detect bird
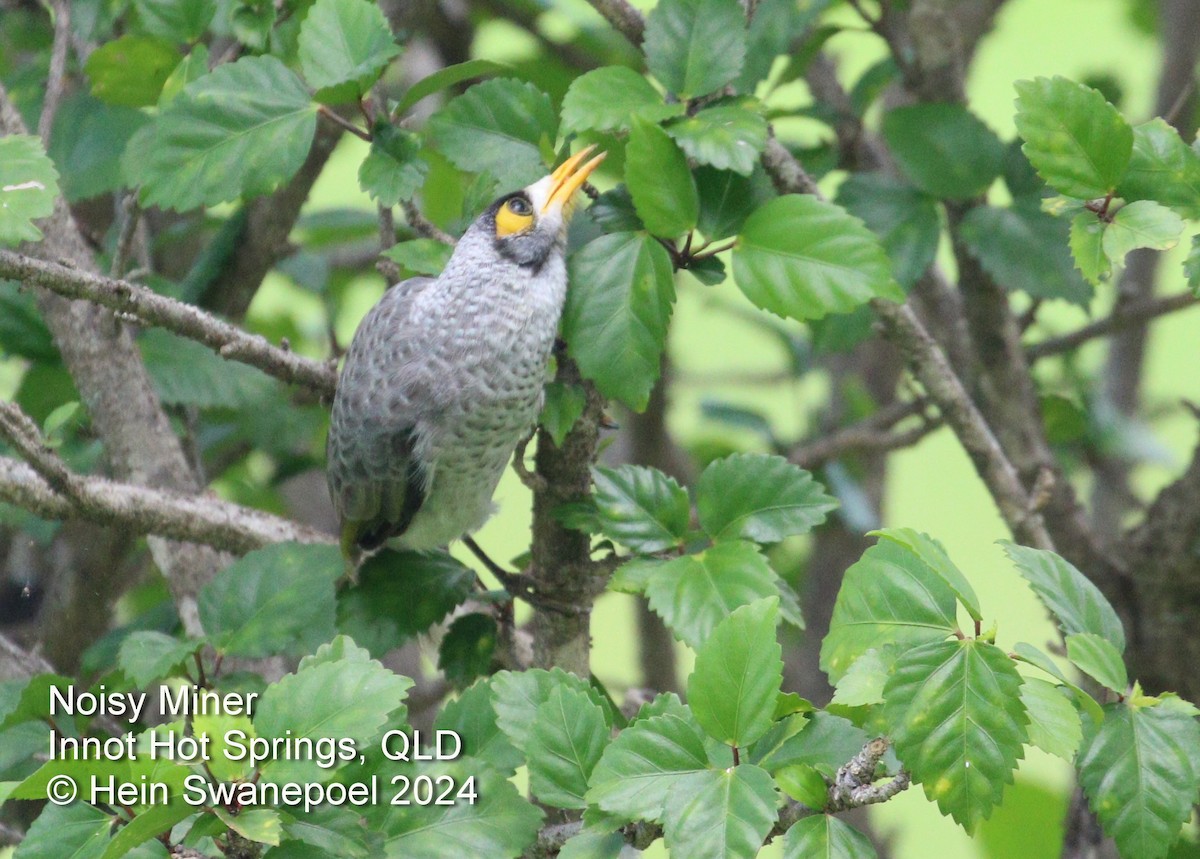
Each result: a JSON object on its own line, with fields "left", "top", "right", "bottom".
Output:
{"left": 326, "top": 146, "right": 606, "bottom": 561}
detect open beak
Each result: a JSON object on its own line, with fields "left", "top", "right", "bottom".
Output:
{"left": 542, "top": 145, "right": 606, "bottom": 214}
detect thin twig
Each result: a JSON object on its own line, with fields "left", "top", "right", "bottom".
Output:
{"left": 317, "top": 104, "right": 372, "bottom": 142}
{"left": 581, "top": 0, "right": 645, "bottom": 44}
{"left": 37, "top": 0, "right": 71, "bottom": 142}
{"left": 1027, "top": 292, "right": 1199, "bottom": 360}
{"left": 401, "top": 200, "right": 456, "bottom": 245}
{"left": 110, "top": 193, "right": 142, "bottom": 279}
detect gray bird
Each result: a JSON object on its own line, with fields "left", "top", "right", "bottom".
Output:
{"left": 327, "top": 146, "right": 605, "bottom": 558}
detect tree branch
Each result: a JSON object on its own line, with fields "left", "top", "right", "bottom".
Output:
{"left": 580, "top": 0, "right": 645, "bottom": 45}
{"left": 37, "top": 0, "right": 71, "bottom": 141}
{"left": 1026, "top": 292, "right": 1199, "bottom": 360}
{"left": 0, "top": 250, "right": 338, "bottom": 398}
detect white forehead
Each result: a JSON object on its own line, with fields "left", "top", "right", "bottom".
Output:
{"left": 526, "top": 174, "right": 555, "bottom": 212}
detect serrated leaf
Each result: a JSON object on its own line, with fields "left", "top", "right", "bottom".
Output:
{"left": 1065, "top": 632, "right": 1128, "bottom": 693}
{"left": 732, "top": 195, "right": 903, "bottom": 322}
{"left": 85, "top": 35, "right": 180, "bottom": 107}
{"left": 959, "top": 203, "right": 1092, "bottom": 304}
{"left": 126, "top": 55, "right": 318, "bottom": 210}
{"left": 586, "top": 710, "right": 709, "bottom": 822}
{"left": 393, "top": 59, "right": 509, "bottom": 116}
{"left": 1014, "top": 76, "right": 1133, "bottom": 199}
{"left": 1078, "top": 699, "right": 1200, "bottom": 859}
{"left": 665, "top": 100, "right": 768, "bottom": 176}
{"left": 381, "top": 238, "right": 452, "bottom": 276}
{"left": 645, "top": 540, "right": 780, "bottom": 649}
{"left": 438, "top": 613, "right": 497, "bottom": 688}
{"left": 435, "top": 680, "right": 523, "bottom": 776}
{"left": 198, "top": 542, "right": 342, "bottom": 658}
{"left": 662, "top": 765, "right": 778, "bottom": 859}
{"left": 255, "top": 653, "right": 412, "bottom": 783}
{"left": 1069, "top": 212, "right": 1111, "bottom": 285}
{"left": 141, "top": 328, "right": 275, "bottom": 408}
{"left": 625, "top": 119, "right": 699, "bottom": 237}
{"left": 591, "top": 464, "right": 690, "bottom": 552}
{"left": 835, "top": 172, "right": 941, "bottom": 288}
{"left": 337, "top": 548, "right": 474, "bottom": 657}
{"left": 117, "top": 631, "right": 199, "bottom": 688}
{"left": 821, "top": 540, "right": 959, "bottom": 683}
{"left": 527, "top": 686, "right": 609, "bottom": 808}
{"left": 696, "top": 452, "right": 837, "bottom": 543}
{"left": 426, "top": 78, "right": 556, "bottom": 188}
{"left": 279, "top": 805, "right": 378, "bottom": 857}
{"left": 749, "top": 711, "right": 868, "bottom": 776}
{"left": 608, "top": 556, "right": 666, "bottom": 594}
{"left": 644, "top": 0, "right": 746, "bottom": 98}
{"left": 688, "top": 598, "right": 782, "bottom": 747}
{"left": 379, "top": 766, "right": 543, "bottom": 857}
{"left": 696, "top": 165, "right": 771, "bottom": 240}
{"left": 870, "top": 528, "right": 981, "bottom": 622}
{"left": 1117, "top": 117, "right": 1200, "bottom": 218}
{"left": 563, "top": 231, "right": 675, "bottom": 411}
{"left": 1020, "top": 677, "right": 1082, "bottom": 761}
{"left": 134, "top": 0, "right": 216, "bottom": 41}
{"left": 830, "top": 648, "right": 891, "bottom": 707}
{"left": 561, "top": 67, "right": 682, "bottom": 134}
{"left": 1011, "top": 642, "right": 1104, "bottom": 727}
{"left": 491, "top": 668, "right": 613, "bottom": 752}
{"left": 587, "top": 186, "right": 645, "bottom": 234}
{"left": 216, "top": 807, "right": 282, "bottom": 846}
{"left": 1000, "top": 542, "right": 1125, "bottom": 652}
{"left": 540, "top": 381, "right": 585, "bottom": 447}
{"left": 1102, "top": 199, "right": 1183, "bottom": 263}
{"left": 782, "top": 815, "right": 877, "bottom": 859}
{"left": 298, "top": 0, "right": 401, "bottom": 100}
{"left": 14, "top": 802, "right": 111, "bottom": 859}
{"left": 358, "top": 123, "right": 426, "bottom": 206}
{"left": 0, "top": 135, "right": 60, "bottom": 246}
{"left": 882, "top": 103, "right": 1004, "bottom": 199}
{"left": 884, "top": 639, "right": 1028, "bottom": 831}
{"left": 49, "top": 91, "right": 148, "bottom": 201}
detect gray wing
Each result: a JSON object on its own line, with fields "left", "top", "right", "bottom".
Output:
{"left": 326, "top": 276, "right": 440, "bottom": 552}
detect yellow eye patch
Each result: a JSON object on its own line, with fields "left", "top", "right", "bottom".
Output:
{"left": 495, "top": 197, "right": 534, "bottom": 237}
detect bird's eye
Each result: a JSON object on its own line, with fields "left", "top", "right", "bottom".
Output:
{"left": 496, "top": 195, "right": 535, "bottom": 237}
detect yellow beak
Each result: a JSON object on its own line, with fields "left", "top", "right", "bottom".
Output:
{"left": 543, "top": 145, "right": 607, "bottom": 213}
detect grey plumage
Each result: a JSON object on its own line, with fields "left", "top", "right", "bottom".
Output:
{"left": 327, "top": 149, "right": 604, "bottom": 555}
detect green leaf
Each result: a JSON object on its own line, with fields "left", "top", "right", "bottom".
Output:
{"left": 1102, "top": 199, "right": 1184, "bottom": 263}
{"left": 561, "top": 67, "right": 682, "bottom": 134}
{"left": 1011, "top": 641, "right": 1104, "bottom": 727}
{"left": 563, "top": 232, "right": 675, "bottom": 411}
{"left": 198, "top": 542, "right": 342, "bottom": 658}
{"left": 750, "top": 711, "right": 869, "bottom": 776}
{"left": 216, "top": 808, "right": 283, "bottom": 846}
{"left": 84, "top": 35, "right": 180, "bottom": 107}
{"left": 393, "top": 59, "right": 509, "bottom": 116}
{"left": 1000, "top": 542, "right": 1126, "bottom": 652}
{"left": 298, "top": 0, "right": 401, "bottom": 100}
{"left": 381, "top": 238, "right": 452, "bottom": 277}
{"left": 586, "top": 709, "right": 709, "bottom": 822}
{"left": 255, "top": 651, "right": 412, "bottom": 783}
{"left": 117, "top": 631, "right": 198, "bottom": 688}
{"left": 625, "top": 119, "right": 699, "bottom": 237}
{"left": 821, "top": 540, "right": 959, "bottom": 683}
{"left": 101, "top": 800, "right": 191, "bottom": 859}
{"left": 1117, "top": 118, "right": 1200, "bottom": 218}
{"left": 775, "top": 763, "right": 829, "bottom": 809}
{"left": 665, "top": 100, "right": 768, "bottom": 176}
{"left": 662, "top": 765, "right": 778, "bottom": 859}
{"left": 1065, "top": 632, "right": 1128, "bottom": 693}
{"left": 882, "top": 104, "right": 1004, "bottom": 199}
{"left": 732, "top": 195, "right": 903, "bottom": 322}
{"left": 336, "top": 548, "right": 474, "bottom": 657}
{"left": 645, "top": 540, "right": 780, "bottom": 649}
{"left": 1014, "top": 76, "right": 1133, "bottom": 199}
{"left": 835, "top": 173, "right": 940, "bottom": 288}
{"left": 696, "top": 166, "right": 771, "bottom": 240}
{"left": 556, "top": 829, "right": 626, "bottom": 859}
{"left": 426, "top": 78, "right": 557, "bottom": 189}
{"left": 14, "top": 802, "right": 111, "bottom": 859}
{"left": 49, "top": 92, "right": 148, "bottom": 201}
{"left": 491, "top": 668, "right": 614, "bottom": 752}
{"left": 358, "top": 123, "right": 426, "bottom": 206}
{"left": 540, "top": 381, "right": 585, "bottom": 447}
{"left": 958, "top": 203, "right": 1092, "bottom": 304}
{"left": 782, "top": 815, "right": 877, "bottom": 859}
{"left": 644, "top": 0, "right": 746, "bottom": 98}
{"left": 588, "top": 186, "right": 644, "bottom": 234}
{"left": 134, "top": 0, "right": 216, "bottom": 41}
{"left": 1078, "top": 699, "right": 1200, "bottom": 859}
{"left": 126, "top": 55, "right": 318, "bottom": 210}
{"left": 688, "top": 598, "right": 782, "bottom": 747}
{"left": 435, "top": 680, "right": 523, "bottom": 776}
{"left": 696, "top": 452, "right": 837, "bottom": 543}
{"left": 870, "top": 528, "right": 981, "bottom": 622}
{"left": 1186, "top": 234, "right": 1200, "bottom": 296}
{"left": 884, "top": 639, "right": 1028, "bottom": 831}
{"left": 1020, "top": 676, "right": 1082, "bottom": 761}
{"left": 1069, "top": 212, "right": 1111, "bottom": 285}
{"left": 141, "top": 328, "right": 275, "bottom": 408}
{"left": 379, "top": 766, "right": 543, "bottom": 857}
{"left": 830, "top": 648, "right": 891, "bottom": 708}
{"left": 527, "top": 686, "right": 609, "bottom": 808}
{"left": 591, "top": 464, "right": 690, "bottom": 552}
{"left": 0, "top": 135, "right": 60, "bottom": 246}
{"left": 438, "top": 613, "right": 497, "bottom": 688}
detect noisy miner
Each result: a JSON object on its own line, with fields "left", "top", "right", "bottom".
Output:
{"left": 327, "top": 146, "right": 606, "bottom": 562}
